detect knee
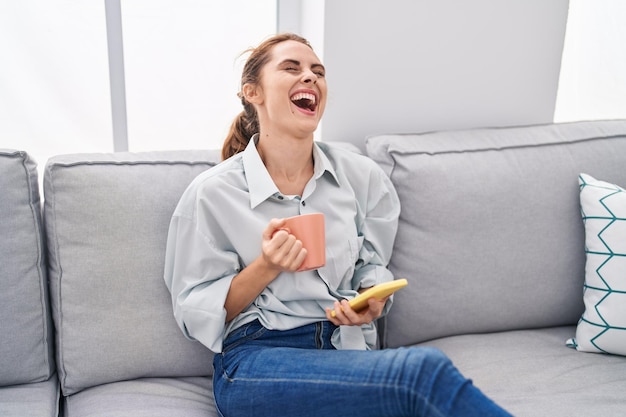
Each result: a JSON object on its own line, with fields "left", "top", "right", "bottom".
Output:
{"left": 404, "top": 346, "right": 453, "bottom": 374}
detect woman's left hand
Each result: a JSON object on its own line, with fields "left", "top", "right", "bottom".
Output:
{"left": 325, "top": 296, "right": 389, "bottom": 326}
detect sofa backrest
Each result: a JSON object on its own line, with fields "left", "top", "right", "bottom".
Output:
{"left": 44, "top": 150, "right": 220, "bottom": 395}
{"left": 367, "top": 120, "right": 626, "bottom": 347}
{"left": 0, "top": 150, "right": 55, "bottom": 386}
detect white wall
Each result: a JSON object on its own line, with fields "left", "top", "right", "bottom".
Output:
{"left": 321, "top": 0, "right": 570, "bottom": 149}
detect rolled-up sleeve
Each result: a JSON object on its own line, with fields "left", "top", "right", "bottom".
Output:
{"left": 164, "top": 203, "right": 239, "bottom": 353}
{"left": 351, "top": 164, "right": 400, "bottom": 312}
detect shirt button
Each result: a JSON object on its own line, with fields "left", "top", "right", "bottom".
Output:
{"left": 277, "top": 195, "right": 284, "bottom": 200}
{"left": 301, "top": 200, "right": 306, "bottom": 206}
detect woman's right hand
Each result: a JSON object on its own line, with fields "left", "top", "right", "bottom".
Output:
{"left": 261, "top": 218, "right": 308, "bottom": 272}
{"left": 224, "top": 218, "right": 308, "bottom": 321}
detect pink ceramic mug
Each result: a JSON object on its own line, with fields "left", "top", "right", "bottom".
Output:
{"left": 282, "top": 213, "right": 326, "bottom": 271}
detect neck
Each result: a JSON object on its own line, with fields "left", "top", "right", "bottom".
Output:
{"left": 256, "top": 133, "right": 315, "bottom": 196}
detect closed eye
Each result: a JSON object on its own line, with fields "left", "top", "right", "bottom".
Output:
{"left": 312, "top": 64, "right": 325, "bottom": 77}
{"left": 280, "top": 59, "right": 301, "bottom": 73}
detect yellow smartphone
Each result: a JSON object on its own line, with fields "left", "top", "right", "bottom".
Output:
{"left": 330, "top": 279, "right": 408, "bottom": 318}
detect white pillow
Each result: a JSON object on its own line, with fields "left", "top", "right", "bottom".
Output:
{"left": 567, "top": 173, "right": 626, "bottom": 355}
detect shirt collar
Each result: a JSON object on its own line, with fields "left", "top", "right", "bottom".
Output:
{"left": 242, "top": 134, "right": 340, "bottom": 209}
{"left": 312, "top": 141, "right": 339, "bottom": 184}
{"left": 243, "top": 135, "right": 279, "bottom": 209}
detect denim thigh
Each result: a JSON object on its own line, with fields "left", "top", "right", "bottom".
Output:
{"left": 212, "top": 321, "right": 511, "bottom": 417}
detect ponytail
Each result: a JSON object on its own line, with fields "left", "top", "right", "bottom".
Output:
{"left": 221, "top": 100, "right": 258, "bottom": 160}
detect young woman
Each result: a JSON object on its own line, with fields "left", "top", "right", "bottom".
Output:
{"left": 164, "top": 33, "right": 511, "bottom": 417}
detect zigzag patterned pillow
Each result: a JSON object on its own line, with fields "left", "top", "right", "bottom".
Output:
{"left": 567, "top": 173, "right": 626, "bottom": 355}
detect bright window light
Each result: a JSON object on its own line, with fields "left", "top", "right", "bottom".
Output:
{"left": 0, "top": 1, "right": 112, "bottom": 167}
{"left": 0, "top": 0, "right": 276, "bottom": 168}
{"left": 121, "top": 0, "right": 277, "bottom": 152}
{"left": 555, "top": 0, "right": 626, "bottom": 122}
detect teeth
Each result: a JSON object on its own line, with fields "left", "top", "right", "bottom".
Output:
{"left": 290, "top": 92, "right": 316, "bottom": 104}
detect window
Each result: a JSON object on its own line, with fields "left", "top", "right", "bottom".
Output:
{"left": 122, "top": 0, "right": 277, "bottom": 152}
{"left": 555, "top": 0, "right": 626, "bottom": 122}
{"left": 0, "top": 2, "right": 112, "bottom": 166}
{"left": 0, "top": 0, "right": 277, "bottom": 167}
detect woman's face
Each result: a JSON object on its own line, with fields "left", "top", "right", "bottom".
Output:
{"left": 246, "top": 40, "right": 327, "bottom": 139}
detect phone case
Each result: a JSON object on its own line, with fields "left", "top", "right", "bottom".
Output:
{"left": 330, "top": 278, "right": 408, "bottom": 318}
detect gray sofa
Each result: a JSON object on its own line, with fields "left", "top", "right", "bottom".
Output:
{"left": 0, "top": 150, "right": 59, "bottom": 417}
{"left": 2, "top": 120, "right": 626, "bottom": 416}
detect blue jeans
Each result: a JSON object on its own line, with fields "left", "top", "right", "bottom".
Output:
{"left": 213, "top": 320, "right": 511, "bottom": 417}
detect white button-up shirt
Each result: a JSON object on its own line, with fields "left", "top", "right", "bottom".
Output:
{"left": 164, "top": 136, "right": 400, "bottom": 353}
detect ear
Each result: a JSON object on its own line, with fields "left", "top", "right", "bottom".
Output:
{"left": 242, "top": 83, "right": 263, "bottom": 105}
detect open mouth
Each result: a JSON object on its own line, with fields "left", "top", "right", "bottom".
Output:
{"left": 290, "top": 92, "right": 317, "bottom": 112}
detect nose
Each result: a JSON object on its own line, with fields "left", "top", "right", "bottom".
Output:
{"left": 302, "top": 70, "right": 317, "bottom": 84}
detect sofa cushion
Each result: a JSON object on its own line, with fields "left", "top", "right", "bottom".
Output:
{"left": 567, "top": 173, "right": 626, "bottom": 355}
{"left": 44, "top": 150, "right": 220, "bottom": 395}
{"left": 64, "top": 377, "right": 217, "bottom": 417}
{"left": 0, "top": 150, "right": 55, "bottom": 386}
{"left": 0, "top": 376, "right": 60, "bottom": 417}
{"left": 420, "top": 326, "right": 626, "bottom": 417}
{"left": 367, "top": 120, "right": 626, "bottom": 347}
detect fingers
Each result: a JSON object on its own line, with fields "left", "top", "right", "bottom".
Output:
{"left": 325, "top": 296, "right": 389, "bottom": 326}
{"left": 326, "top": 300, "right": 363, "bottom": 326}
{"left": 282, "top": 237, "right": 307, "bottom": 270}
{"left": 327, "top": 302, "right": 361, "bottom": 326}
{"left": 262, "top": 218, "right": 307, "bottom": 271}
{"left": 263, "top": 218, "right": 287, "bottom": 241}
